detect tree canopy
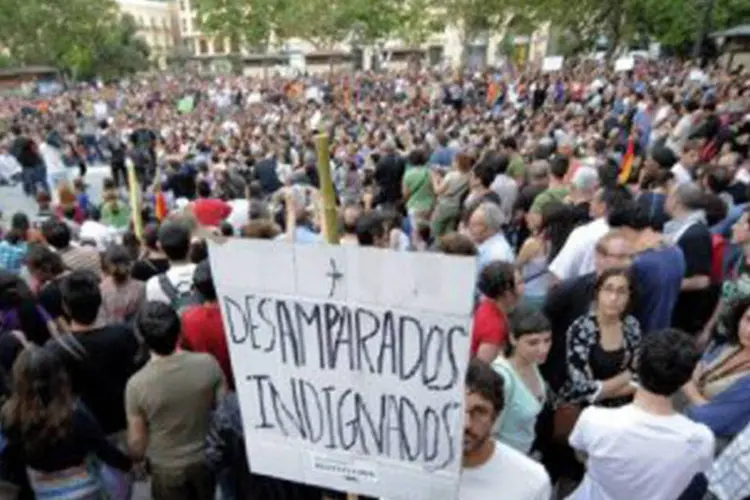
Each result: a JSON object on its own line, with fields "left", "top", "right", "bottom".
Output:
{"left": 0, "top": 0, "right": 151, "bottom": 79}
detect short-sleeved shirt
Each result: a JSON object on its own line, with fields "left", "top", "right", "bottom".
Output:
{"left": 125, "top": 351, "right": 223, "bottom": 468}
{"left": 403, "top": 166, "right": 435, "bottom": 213}
{"left": 506, "top": 154, "right": 526, "bottom": 180}
{"left": 569, "top": 405, "right": 714, "bottom": 500}
{"left": 471, "top": 299, "right": 509, "bottom": 355}
{"left": 145, "top": 263, "right": 197, "bottom": 304}
{"left": 0, "top": 241, "right": 27, "bottom": 273}
{"left": 192, "top": 198, "right": 232, "bottom": 227}
{"left": 530, "top": 187, "right": 569, "bottom": 214}
{"left": 59, "top": 245, "right": 102, "bottom": 276}
{"left": 182, "top": 304, "right": 234, "bottom": 390}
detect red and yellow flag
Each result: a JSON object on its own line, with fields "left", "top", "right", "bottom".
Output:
{"left": 618, "top": 137, "right": 635, "bottom": 185}
{"left": 155, "top": 191, "right": 168, "bottom": 221}
{"left": 154, "top": 164, "right": 168, "bottom": 221}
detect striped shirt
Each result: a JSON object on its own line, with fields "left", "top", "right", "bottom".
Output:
{"left": 59, "top": 245, "right": 102, "bottom": 277}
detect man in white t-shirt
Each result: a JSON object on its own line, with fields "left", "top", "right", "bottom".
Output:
{"left": 549, "top": 186, "right": 630, "bottom": 282}
{"left": 145, "top": 221, "right": 197, "bottom": 305}
{"left": 461, "top": 359, "right": 551, "bottom": 500}
{"left": 568, "top": 329, "right": 714, "bottom": 500}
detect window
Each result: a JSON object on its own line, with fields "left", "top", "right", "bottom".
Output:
{"left": 182, "top": 19, "right": 188, "bottom": 33}
{"left": 230, "top": 36, "right": 241, "bottom": 54}
{"left": 215, "top": 38, "right": 226, "bottom": 54}
{"left": 199, "top": 38, "right": 208, "bottom": 54}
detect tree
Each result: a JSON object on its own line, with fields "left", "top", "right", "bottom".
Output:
{"left": 0, "top": 0, "right": 121, "bottom": 70}
{"left": 528, "top": 0, "right": 750, "bottom": 58}
{"left": 87, "top": 14, "right": 151, "bottom": 81}
{"left": 0, "top": 0, "right": 150, "bottom": 79}
{"left": 194, "top": 0, "right": 296, "bottom": 53}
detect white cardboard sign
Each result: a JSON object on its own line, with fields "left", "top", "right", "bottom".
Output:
{"left": 614, "top": 56, "right": 634, "bottom": 72}
{"left": 209, "top": 240, "right": 476, "bottom": 500}
{"left": 542, "top": 56, "right": 564, "bottom": 72}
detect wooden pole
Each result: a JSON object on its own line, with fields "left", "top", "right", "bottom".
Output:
{"left": 314, "top": 133, "right": 339, "bottom": 245}
{"left": 126, "top": 158, "right": 143, "bottom": 241}
{"left": 315, "top": 134, "right": 356, "bottom": 500}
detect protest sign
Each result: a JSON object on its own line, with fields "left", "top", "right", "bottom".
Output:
{"left": 614, "top": 57, "right": 634, "bottom": 72}
{"left": 542, "top": 56, "right": 564, "bottom": 72}
{"left": 209, "top": 240, "right": 476, "bottom": 500}
{"left": 177, "top": 95, "right": 195, "bottom": 113}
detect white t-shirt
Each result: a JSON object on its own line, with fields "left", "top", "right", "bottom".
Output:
{"left": 671, "top": 163, "right": 693, "bottom": 185}
{"left": 79, "top": 220, "right": 117, "bottom": 251}
{"left": 145, "top": 263, "right": 197, "bottom": 304}
{"left": 548, "top": 218, "right": 609, "bottom": 281}
{"left": 226, "top": 199, "right": 250, "bottom": 233}
{"left": 568, "top": 404, "right": 714, "bottom": 500}
{"left": 460, "top": 441, "right": 551, "bottom": 500}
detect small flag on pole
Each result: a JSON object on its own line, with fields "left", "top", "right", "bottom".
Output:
{"left": 618, "top": 136, "right": 635, "bottom": 185}
{"left": 154, "top": 164, "right": 168, "bottom": 221}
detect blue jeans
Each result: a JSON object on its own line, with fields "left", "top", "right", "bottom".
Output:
{"left": 21, "top": 165, "right": 48, "bottom": 196}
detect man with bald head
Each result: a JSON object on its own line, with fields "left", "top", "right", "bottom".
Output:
{"left": 539, "top": 230, "right": 635, "bottom": 484}
{"left": 467, "top": 202, "right": 515, "bottom": 270}
{"left": 665, "top": 182, "right": 714, "bottom": 335}
{"left": 544, "top": 230, "right": 634, "bottom": 392}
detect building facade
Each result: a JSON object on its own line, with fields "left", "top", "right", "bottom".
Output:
{"left": 172, "top": 0, "right": 551, "bottom": 72}
{"left": 116, "top": 0, "right": 179, "bottom": 68}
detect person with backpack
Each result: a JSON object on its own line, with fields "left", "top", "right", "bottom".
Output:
{"left": 181, "top": 260, "right": 233, "bottom": 390}
{"left": 145, "top": 221, "right": 198, "bottom": 313}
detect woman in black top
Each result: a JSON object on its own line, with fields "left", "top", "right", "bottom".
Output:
{"left": 1, "top": 347, "right": 131, "bottom": 497}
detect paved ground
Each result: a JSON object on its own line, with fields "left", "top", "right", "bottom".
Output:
{"left": 0, "top": 164, "right": 111, "bottom": 225}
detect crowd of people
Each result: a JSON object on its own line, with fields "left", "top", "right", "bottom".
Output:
{"left": 0, "top": 59, "right": 747, "bottom": 500}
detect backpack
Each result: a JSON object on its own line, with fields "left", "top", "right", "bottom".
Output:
{"left": 711, "top": 233, "right": 728, "bottom": 284}
{"left": 158, "top": 274, "right": 200, "bottom": 314}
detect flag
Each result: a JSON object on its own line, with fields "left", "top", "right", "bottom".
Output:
{"left": 154, "top": 164, "right": 168, "bottom": 221}
{"left": 618, "top": 136, "right": 635, "bottom": 185}
{"left": 487, "top": 81, "right": 499, "bottom": 106}
{"left": 155, "top": 191, "right": 168, "bottom": 221}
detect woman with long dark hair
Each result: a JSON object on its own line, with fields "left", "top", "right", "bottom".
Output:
{"left": 2, "top": 347, "right": 131, "bottom": 498}
{"left": 0, "top": 270, "right": 55, "bottom": 377}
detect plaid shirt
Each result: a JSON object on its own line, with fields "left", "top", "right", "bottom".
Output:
{"left": 0, "top": 241, "right": 27, "bottom": 273}
{"left": 708, "top": 422, "right": 750, "bottom": 500}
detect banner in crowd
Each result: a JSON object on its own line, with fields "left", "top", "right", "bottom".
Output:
{"left": 209, "top": 240, "right": 476, "bottom": 500}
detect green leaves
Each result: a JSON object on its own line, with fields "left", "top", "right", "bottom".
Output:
{"left": 0, "top": 0, "right": 149, "bottom": 79}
